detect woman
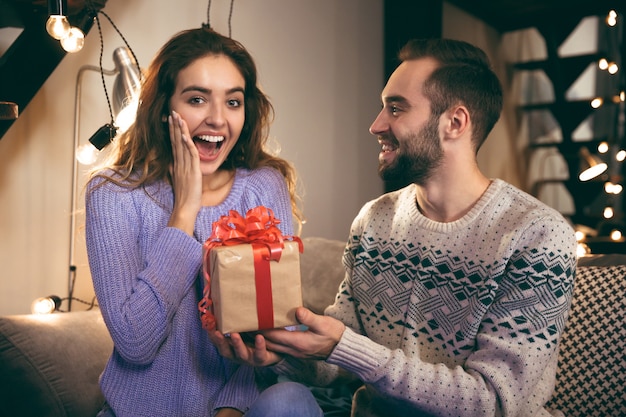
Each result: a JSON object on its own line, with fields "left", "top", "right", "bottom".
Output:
{"left": 86, "top": 28, "right": 320, "bottom": 417}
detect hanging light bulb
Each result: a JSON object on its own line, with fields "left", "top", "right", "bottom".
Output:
{"left": 46, "top": 15, "right": 70, "bottom": 40}
{"left": 61, "top": 27, "right": 85, "bottom": 53}
{"left": 46, "top": 0, "right": 70, "bottom": 40}
{"left": 598, "top": 141, "right": 609, "bottom": 153}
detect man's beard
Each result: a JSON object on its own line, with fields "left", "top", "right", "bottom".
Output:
{"left": 378, "top": 115, "right": 443, "bottom": 185}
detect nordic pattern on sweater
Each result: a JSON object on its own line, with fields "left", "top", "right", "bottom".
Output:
{"left": 277, "top": 179, "right": 577, "bottom": 417}
{"left": 85, "top": 167, "right": 294, "bottom": 417}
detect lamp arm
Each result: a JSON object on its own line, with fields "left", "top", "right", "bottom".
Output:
{"left": 68, "top": 64, "right": 117, "bottom": 311}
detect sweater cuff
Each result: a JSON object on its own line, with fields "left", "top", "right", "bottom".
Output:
{"left": 326, "top": 327, "right": 390, "bottom": 382}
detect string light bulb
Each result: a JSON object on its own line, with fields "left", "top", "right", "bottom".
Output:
{"left": 46, "top": 15, "right": 70, "bottom": 40}
{"left": 45, "top": 0, "right": 70, "bottom": 40}
{"left": 60, "top": 27, "right": 85, "bottom": 53}
{"left": 591, "top": 97, "right": 603, "bottom": 108}
{"left": 606, "top": 10, "right": 618, "bottom": 27}
{"left": 31, "top": 295, "right": 62, "bottom": 315}
{"left": 605, "top": 182, "right": 624, "bottom": 194}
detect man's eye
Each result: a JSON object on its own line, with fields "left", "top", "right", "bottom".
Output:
{"left": 390, "top": 105, "right": 399, "bottom": 114}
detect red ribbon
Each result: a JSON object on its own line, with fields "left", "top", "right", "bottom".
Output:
{"left": 198, "top": 206, "right": 303, "bottom": 332}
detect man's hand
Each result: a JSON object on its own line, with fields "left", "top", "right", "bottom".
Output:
{"left": 262, "top": 307, "right": 346, "bottom": 360}
{"left": 208, "top": 307, "right": 346, "bottom": 366}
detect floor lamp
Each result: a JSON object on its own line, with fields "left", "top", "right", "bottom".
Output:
{"left": 67, "top": 46, "right": 140, "bottom": 311}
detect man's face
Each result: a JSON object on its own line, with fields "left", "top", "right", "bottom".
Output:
{"left": 369, "top": 58, "right": 443, "bottom": 185}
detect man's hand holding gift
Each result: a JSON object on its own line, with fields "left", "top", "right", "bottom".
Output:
{"left": 208, "top": 306, "right": 346, "bottom": 366}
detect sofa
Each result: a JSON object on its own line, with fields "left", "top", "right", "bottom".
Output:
{"left": 0, "top": 237, "right": 624, "bottom": 417}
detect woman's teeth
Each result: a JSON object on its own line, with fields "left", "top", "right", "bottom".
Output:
{"left": 195, "top": 135, "right": 224, "bottom": 143}
{"left": 194, "top": 135, "right": 224, "bottom": 150}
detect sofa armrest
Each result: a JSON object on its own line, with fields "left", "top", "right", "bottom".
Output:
{"left": 0, "top": 310, "right": 113, "bottom": 417}
{"left": 547, "top": 263, "right": 626, "bottom": 416}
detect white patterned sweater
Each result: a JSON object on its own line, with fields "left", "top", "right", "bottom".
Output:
{"left": 276, "top": 179, "right": 577, "bottom": 417}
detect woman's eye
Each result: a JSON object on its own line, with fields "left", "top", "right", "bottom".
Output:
{"left": 228, "top": 98, "right": 242, "bottom": 108}
{"left": 189, "top": 96, "right": 205, "bottom": 105}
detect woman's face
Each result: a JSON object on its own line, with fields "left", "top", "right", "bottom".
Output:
{"left": 169, "top": 54, "right": 245, "bottom": 176}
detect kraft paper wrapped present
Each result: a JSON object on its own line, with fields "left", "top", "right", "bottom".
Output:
{"left": 198, "top": 206, "right": 304, "bottom": 334}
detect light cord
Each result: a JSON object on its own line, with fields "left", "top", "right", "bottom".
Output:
{"left": 204, "top": 0, "right": 235, "bottom": 37}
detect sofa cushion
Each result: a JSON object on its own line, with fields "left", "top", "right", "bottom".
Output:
{"left": 547, "top": 264, "right": 626, "bottom": 416}
{"left": 300, "top": 237, "right": 347, "bottom": 314}
{"left": 0, "top": 310, "right": 112, "bottom": 417}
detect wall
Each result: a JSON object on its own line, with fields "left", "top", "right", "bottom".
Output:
{"left": 0, "top": 0, "right": 384, "bottom": 315}
{"left": 442, "top": 2, "right": 524, "bottom": 189}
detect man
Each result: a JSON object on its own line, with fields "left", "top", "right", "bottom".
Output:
{"left": 212, "top": 38, "right": 577, "bottom": 417}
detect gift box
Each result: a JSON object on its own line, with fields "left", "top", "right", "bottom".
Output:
{"left": 198, "top": 206, "right": 304, "bottom": 334}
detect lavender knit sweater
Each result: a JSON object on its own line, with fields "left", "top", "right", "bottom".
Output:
{"left": 275, "top": 179, "right": 577, "bottom": 417}
{"left": 85, "top": 167, "right": 294, "bottom": 417}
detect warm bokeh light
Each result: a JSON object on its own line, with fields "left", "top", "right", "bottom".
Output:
{"left": 603, "top": 206, "right": 614, "bottom": 219}
{"left": 76, "top": 143, "right": 99, "bottom": 165}
{"left": 575, "top": 230, "right": 585, "bottom": 241}
{"left": 598, "top": 142, "right": 609, "bottom": 153}
{"left": 607, "top": 10, "right": 618, "bottom": 26}
{"left": 591, "top": 97, "right": 603, "bottom": 108}
{"left": 576, "top": 242, "right": 591, "bottom": 257}
{"left": 605, "top": 182, "right": 623, "bottom": 195}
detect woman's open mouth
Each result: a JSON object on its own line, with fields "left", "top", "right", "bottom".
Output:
{"left": 194, "top": 135, "right": 224, "bottom": 160}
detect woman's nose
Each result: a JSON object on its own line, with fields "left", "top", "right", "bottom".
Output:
{"left": 204, "top": 105, "right": 225, "bottom": 126}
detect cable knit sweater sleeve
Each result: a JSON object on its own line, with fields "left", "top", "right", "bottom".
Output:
{"left": 85, "top": 177, "right": 202, "bottom": 364}
{"left": 322, "top": 181, "right": 577, "bottom": 417}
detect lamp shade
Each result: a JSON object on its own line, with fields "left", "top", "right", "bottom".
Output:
{"left": 111, "top": 47, "right": 141, "bottom": 133}
{"left": 112, "top": 47, "right": 141, "bottom": 116}
{"left": 579, "top": 147, "right": 608, "bottom": 181}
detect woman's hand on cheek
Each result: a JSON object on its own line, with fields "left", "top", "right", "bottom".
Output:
{"left": 167, "top": 110, "right": 202, "bottom": 235}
